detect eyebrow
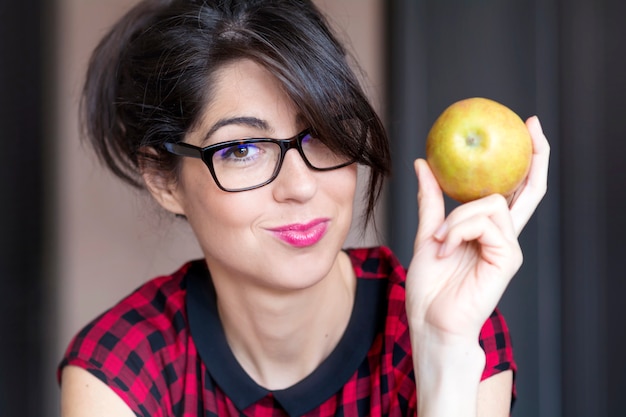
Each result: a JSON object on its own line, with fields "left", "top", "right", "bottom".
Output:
{"left": 203, "top": 116, "right": 271, "bottom": 144}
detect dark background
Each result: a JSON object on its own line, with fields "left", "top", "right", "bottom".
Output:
{"left": 386, "top": 1, "right": 625, "bottom": 416}
{"left": 1, "top": 0, "right": 625, "bottom": 416}
{"left": 0, "top": 0, "right": 53, "bottom": 416}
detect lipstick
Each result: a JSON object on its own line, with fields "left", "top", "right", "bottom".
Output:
{"left": 268, "top": 219, "right": 329, "bottom": 248}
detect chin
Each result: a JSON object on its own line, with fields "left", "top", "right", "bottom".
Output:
{"left": 265, "top": 245, "right": 343, "bottom": 291}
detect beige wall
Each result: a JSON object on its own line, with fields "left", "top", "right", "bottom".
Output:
{"left": 49, "top": 0, "right": 383, "bottom": 413}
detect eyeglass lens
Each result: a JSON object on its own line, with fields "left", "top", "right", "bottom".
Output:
{"left": 211, "top": 133, "right": 350, "bottom": 191}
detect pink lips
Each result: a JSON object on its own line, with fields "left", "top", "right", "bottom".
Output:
{"left": 268, "top": 219, "right": 329, "bottom": 247}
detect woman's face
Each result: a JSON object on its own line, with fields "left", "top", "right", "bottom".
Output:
{"left": 161, "top": 59, "right": 357, "bottom": 291}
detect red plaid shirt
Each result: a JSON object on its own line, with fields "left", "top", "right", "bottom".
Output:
{"left": 59, "top": 246, "right": 516, "bottom": 416}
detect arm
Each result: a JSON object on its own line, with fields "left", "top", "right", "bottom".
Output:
{"left": 61, "top": 366, "right": 136, "bottom": 417}
{"left": 407, "top": 116, "right": 549, "bottom": 416}
{"left": 478, "top": 371, "right": 514, "bottom": 416}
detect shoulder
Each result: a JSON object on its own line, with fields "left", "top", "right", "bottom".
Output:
{"left": 58, "top": 260, "right": 203, "bottom": 414}
{"left": 346, "top": 246, "right": 406, "bottom": 284}
{"left": 347, "top": 246, "right": 408, "bottom": 319}
{"left": 347, "top": 247, "right": 516, "bottom": 383}
{"left": 67, "top": 260, "right": 193, "bottom": 350}
{"left": 347, "top": 246, "right": 410, "bottom": 350}
{"left": 346, "top": 247, "right": 416, "bottom": 412}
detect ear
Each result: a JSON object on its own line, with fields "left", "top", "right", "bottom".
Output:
{"left": 138, "top": 147, "right": 186, "bottom": 216}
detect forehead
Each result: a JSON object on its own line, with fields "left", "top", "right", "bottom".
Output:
{"left": 192, "top": 59, "right": 300, "bottom": 143}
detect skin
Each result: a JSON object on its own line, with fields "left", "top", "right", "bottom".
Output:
{"left": 61, "top": 59, "right": 550, "bottom": 416}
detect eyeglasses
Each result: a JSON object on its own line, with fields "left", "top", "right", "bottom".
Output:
{"left": 163, "top": 129, "right": 354, "bottom": 192}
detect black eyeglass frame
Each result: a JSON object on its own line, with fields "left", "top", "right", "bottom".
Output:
{"left": 162, "top": 129, "right": 355, "bottom": 192}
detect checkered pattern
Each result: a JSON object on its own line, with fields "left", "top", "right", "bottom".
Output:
{"left": 59, "top": 246, "right": 515, "bottom": 416}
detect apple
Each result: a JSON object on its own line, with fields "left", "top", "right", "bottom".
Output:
{"left": 425, "top": 97, "right": 532, "bottom": 203}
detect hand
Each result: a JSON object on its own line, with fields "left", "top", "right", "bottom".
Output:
{"left": 508, "top": 116, "right": 551, "bottom": 235}
{"left": 406, "top": 116, "right": 550, "bottom": 345}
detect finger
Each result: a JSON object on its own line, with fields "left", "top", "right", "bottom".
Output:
{"left": 437, "top": 194, "right": 516, "bottom": 243}
{"left": 509, "top": 115, "right": 550, "bottom": 234}
{"left": 438, "top": 214, "right": 500, "bottom": 259}
{"left": 441, "top": 212, "right": 523, "bottom": 309}
{"left": 415, "top": 158, "right": 446, "bottom": 245}
{"left": 438, "top": 213, "right": 522, "bottom": 272}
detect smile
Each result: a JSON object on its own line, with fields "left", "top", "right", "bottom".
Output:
{"left": 268, "top": 219, "right": 329, "bottom": 247}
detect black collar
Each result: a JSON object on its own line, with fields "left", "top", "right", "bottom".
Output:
{"left": 186, "top": 259, "right": 387, "bottom": 416}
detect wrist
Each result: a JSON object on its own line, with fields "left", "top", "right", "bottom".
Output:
{"left": 412, "top": 334, "right": 485, "bottom": 417}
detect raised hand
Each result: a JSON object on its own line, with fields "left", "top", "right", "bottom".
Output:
{"left": 406, "top": 115, "right": 549, "bottom": 344}
{"left": 406, "top": 116, "right": 549, "bottom": 417}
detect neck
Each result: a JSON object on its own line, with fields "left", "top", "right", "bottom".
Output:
{"left": 211, "top": 251, "right": 356, "bottom": 390}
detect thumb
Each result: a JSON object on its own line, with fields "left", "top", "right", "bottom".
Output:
{"left": 415, "top": 158, "right": 446, "bottom": 246}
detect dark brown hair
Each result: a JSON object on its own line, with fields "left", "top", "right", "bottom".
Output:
{"left": 81, "top": 0, "right": 391, "bottom": 225}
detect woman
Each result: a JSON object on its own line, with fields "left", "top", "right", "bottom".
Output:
{"left": 59, "top": 0, "right": 550, "bottom": 416}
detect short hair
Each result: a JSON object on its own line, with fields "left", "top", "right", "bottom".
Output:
{"left": 82, "top": 0, "right": 390, "bottom": 224}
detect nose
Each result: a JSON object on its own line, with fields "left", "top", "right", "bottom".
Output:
{"left": 271, "top": 148, "right": 317, "bottom": 203}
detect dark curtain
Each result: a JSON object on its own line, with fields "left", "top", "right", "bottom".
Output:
{"left": 560, "top": 1, "right": 626, "bottom": 416}
{"left": 385, "top": 0, "right": 626, "bottom": 416}
{"left": 0, "top": 0, "right": 53, "bottom": 416}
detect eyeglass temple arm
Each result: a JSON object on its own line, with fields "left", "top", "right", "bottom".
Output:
{"left": 163, "top": 142, "right": 203, "bottom": 159}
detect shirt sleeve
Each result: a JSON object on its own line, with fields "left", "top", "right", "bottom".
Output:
{"left": 58, "top": 269, "right": 191, "bottom": 417}
{"left": 58, "top": 312, "right": 156, "bottom": 417}
{"left": 479, "top": 308, "right": 517, "bottom": 399}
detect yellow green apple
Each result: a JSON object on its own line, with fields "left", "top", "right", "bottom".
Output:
{"left": 425, "top": 97, "right": 532, "bottom": 203}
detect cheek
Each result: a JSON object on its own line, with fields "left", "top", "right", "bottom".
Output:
{"left": 334, "top": 166, "right": 360, "bottom": 233}
{"left": 182, "top": 181, "right": 256, "bottom": 231}
{"left": 177, "top": 162, "right": 358, "bottom": 251}
{"left": 184, "top": 190, "right": 264, "bottom": 262}
{"left": 175, "top": 160, "right": 256, "bottom": 231}
{"left": 328, "top": 165, "right": 358, "bottom": 204}
{"left": 175, "top": 162, "right": 219, "bottom": 212}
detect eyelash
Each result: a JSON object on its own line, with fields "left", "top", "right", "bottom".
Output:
{"left": 217, "top": 143, "right": 261, "bottom": 162}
